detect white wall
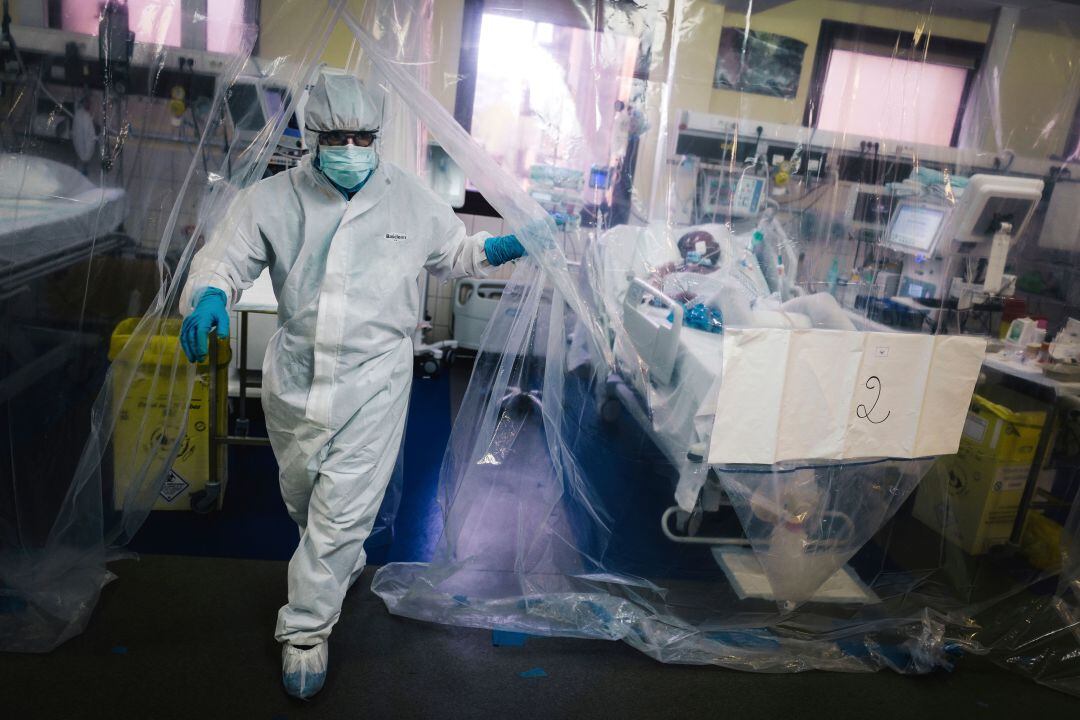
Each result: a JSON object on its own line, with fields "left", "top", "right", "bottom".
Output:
{"left": 424, "top": 212, "right": 516, "bottom": 342}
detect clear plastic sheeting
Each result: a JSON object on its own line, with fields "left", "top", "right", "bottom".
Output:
{"left": 1, "top": 0, "right": 344, "bottom": 651}
{"left": 1, "top": 0, "right": 1078, "bottom": 699}
{"left": 364, "top": 0, "right": 1080, "bottom": 693}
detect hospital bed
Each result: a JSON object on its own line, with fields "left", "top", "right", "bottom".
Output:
{"left": 0, "top": 154, "right": 129, "bottom": 300}
{"left": 578, "top": 220, "right": 861, "bottom": 552}
{"left": 0, "top": 154, "right": 130, "bottom": 402}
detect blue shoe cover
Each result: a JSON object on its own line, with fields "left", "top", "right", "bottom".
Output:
{"left": 282, "top": 641, "right": 328, "bottom": 699}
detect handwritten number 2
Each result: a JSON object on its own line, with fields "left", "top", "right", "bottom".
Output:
{"left": 857, "top": 376, "right": 890, "bottom": 425}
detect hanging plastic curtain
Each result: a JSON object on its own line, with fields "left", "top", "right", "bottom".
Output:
{"left": 356, "top": 0, "right": 1080, "bottom": 694}
{"left": 0, "top": 0, "right": 345, "bottom": 652}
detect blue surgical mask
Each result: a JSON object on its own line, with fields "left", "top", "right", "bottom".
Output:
{"left": 318, "top": 144, "right": 378, "bottom": 189}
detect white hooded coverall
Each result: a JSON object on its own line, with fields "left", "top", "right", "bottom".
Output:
{"left": 182, "top": 128, "right": 492, "bottom": 646}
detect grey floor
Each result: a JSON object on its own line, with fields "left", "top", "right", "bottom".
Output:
{"left": 1, "top": 554, "right": 1076, "bottom": 719}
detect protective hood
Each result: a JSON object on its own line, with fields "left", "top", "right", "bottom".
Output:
{"left": 303, "top": 69, "right": 382, "bottom": 151}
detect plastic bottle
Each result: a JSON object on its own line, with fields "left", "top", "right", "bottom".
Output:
{"left": 741, "top": 230, "right": 763, "bottom": 270}
{"left": 827, "top": 258, "right": 839, "bottom": 293}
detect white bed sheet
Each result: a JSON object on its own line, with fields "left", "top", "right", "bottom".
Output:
{"left": 595, "top": 223, "right": 848, "bottom": 512}
{"left": 613, "top": 304, "right": 726, "bottom": 511}
{"left": 0, "top": 154, "right": 128, "bottom": 267}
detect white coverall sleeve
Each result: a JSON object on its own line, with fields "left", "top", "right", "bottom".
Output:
{"left": 423, "top": 197, "right": 493, "bottom": 281}
{"left": 179, "top": 186, "right": 269, "bottom": 313}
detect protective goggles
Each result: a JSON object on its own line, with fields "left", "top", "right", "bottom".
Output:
{"left": 315, "top": 129, "right": 378, "bottom": 147}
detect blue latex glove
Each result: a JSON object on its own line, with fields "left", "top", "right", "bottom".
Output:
{"left": 180, "top": 287, "right": 230, "bottom": 363}
{"left": 484, "top": 234, "right": 526, "bottom": 266}
{"left": 670, "top": 303, "right": 723, "bottom": 334}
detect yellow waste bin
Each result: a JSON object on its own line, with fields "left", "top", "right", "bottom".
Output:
{"left": 1021, "top": 512, "right": 1063, "bottom": 571}
{"left": 958, "top": 387, "right": 1047, "bottom": 465}
{"left": 914, "top": 386, "right": 1047, "bottom": 554}
{"left": 109, "top": 317, "right": 231, "bottom": 511}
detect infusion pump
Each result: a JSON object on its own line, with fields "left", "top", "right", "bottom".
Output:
{"left": 696, "top": 163, "right": 767, "bottom": 221}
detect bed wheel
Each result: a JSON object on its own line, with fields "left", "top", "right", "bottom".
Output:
{"left": 600, "top": 397, "right": 621, "bottom": 424}
{"left": 190, "top": 481, "right": 220, "bottom": 514}
{"left": 672, "top": 506, "right": 704, "bottom": 537}
{"left": 502, "top": 388, "right": 542, "bottom": 418}
{"left": 415, "top": 353, "right": 442, "bottom": 379}
{"left": 687, "top": 506, "right": 703, "bottom": 537}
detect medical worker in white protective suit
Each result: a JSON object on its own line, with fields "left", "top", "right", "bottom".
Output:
{"left": 179, "top": 71, "right": 525, "bottom": 699}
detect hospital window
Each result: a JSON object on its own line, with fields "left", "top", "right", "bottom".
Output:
{"left": 51, "top": 0, "right": 252, "bottom": 54}
{"left": 1065, "top": 98, "right": 1080, "bottom": 161}
{"left": 804, "top": 21, "right": 985, "bottom": 148}
{"left": 454, "top": 0, "right": 640, "bottom": 190}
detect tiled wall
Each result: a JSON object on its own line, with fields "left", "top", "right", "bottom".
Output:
{"left": 119, "top": 140, "right": 208, "bottom": 253}
{"left": 16, "top": 90, "right": 209, "bottom": 254}
{"left": 424, "top": 212, "right": 516, "bottom": 343}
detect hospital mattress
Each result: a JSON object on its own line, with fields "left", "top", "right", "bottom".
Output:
{"left": 0, "top": 154, "right": 128, "bottom": 271}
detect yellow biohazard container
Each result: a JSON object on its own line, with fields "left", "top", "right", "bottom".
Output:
{"left": 1021, "top": 512, "right": 1063, "bottom": 571}
{"left": 913, "top": 387, "right": 1048, "bottom": 554}
{"left": 959, "top": 386, "right": 1047, "bottom": 464}
{"left": 914, "top": 448, "right": 1032, "bottom": 554}
{"left": 108, "top": 317, "right": 230, "bottom": 511}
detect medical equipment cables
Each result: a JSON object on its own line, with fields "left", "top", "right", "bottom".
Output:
{"left": 176, "top": 58, "right": 212, "bottom": 178}
{"left": 0, "top": 12, "right": 80, "bottom": 152}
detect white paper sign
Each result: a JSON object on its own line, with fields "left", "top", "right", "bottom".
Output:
{"left": 708, "top": 329, "right": 986, "bottom": 465}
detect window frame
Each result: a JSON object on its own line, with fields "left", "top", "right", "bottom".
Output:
{"left": 453, "top": 0, "right": 650, "bottom": 218}
{"left": 452, "top": 0, "right": 484, "bottom": 133}
{"left": 1064, "top": 96, "right": 1080, "bottom": 162}
{"left": 803, "top": 20, "right": 986, "bottom": 148}
{"left": 47, "top": 0, "right": 260, "bottom": 55}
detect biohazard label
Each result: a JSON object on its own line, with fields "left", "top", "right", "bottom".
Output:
{"left": 159, "top": 471, "right": 190, "bottom": 502}
{"left": 963, "top": 414, "right": 988, "bottom": 444}
{"left": 994, "top": 466, "right": 1028, "bottom": 493}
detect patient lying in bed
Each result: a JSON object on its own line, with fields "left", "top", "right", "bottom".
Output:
{"left": 644, "top": 225, "right": 854, "bottom": 333}
{"left": 578, "top": 221, "right": 856, "bottom": 515}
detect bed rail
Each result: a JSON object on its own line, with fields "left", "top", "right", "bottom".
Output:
{"left": 622, "top": 277, "right": 683, "bottom": 386}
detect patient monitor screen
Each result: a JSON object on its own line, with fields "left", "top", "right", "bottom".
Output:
{"left": 886, "top": 204, "right": 946, "bottom": 255}
{"left": 971, "top": 197, "right": 1036, "bottom": 238}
